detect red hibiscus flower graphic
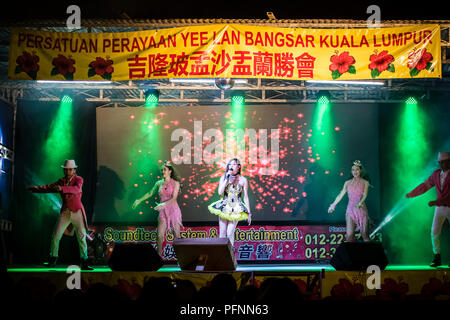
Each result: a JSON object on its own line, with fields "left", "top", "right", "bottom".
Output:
{"left": 407, "top": 48, "right": 434, "bottom": 77}
{"left": 294, "top": 278, "right": 320, "bottom": 300}
{"left": 113, "top": 279, "right": 142, "bottom": 300}
{"left": 51, "top": 54, "right": 76, "bottom": 80}
{"left": 369, "top": 50, "right": 395, "bottom": 78}
{"left": 329, "top": 51, "right": 356, "bottom": 79}
{"left": 15, "top": 51, "right": 40, "bottom": 80}
{"left": 88, "top": 57, "right": 114, "bottom": 80}
{"left": 330, "top": 279, "right": 364, "bottom": 300}
{"left": 377, "top": 278, "right": 409, "bottom": 300}
{"left": 420, "top": 278, "right": 450, "bottom": 298}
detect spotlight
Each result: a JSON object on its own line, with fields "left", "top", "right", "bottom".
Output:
{"left": 61, "top": 95, "right": 73, "bottom": 103}
{"left": 144, "top": 89, "right": 160, "bottom": 106}
{"left": 405, "top": 96, "right": 418, "bottom": 105}
{"left": 317, "top": 90, "right": 331, "bottom": 104}
{"left": 231, "top": 91, "right": 245, "bottom": 106}
{"left": 403, "top": 91, "right": 427, "bottom": 105}
{"left": 215, "top": 78, "right": 235, "bottom": 90}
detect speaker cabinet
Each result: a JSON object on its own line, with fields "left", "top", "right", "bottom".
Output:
{"left": 330, "top": 242, "right": 388, "bottom": 271}
{"left": 173, "top": 237, "right": 237, "bottom": 272}
{"left": 108, "top": 242, "right": 163, "bottom": 271}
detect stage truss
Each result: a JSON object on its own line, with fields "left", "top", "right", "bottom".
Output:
{"left": 1, "top": 77, "right": 450, "bottom": 107}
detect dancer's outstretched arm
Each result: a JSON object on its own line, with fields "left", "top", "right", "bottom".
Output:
{"left": 27, "top": 179, "right": 62, "bottom": 193}
{"left": 132, "top": 181, "right": 160, "bottom": 209}
{"left": 406, "top": 173, "right": 435, "bottom": 198}
{"left": 328, "top": 181, "right": 349, "bottom": 213}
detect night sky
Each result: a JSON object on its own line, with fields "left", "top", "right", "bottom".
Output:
{"left": 0, "top": 0, "right": 448, "bottom": 21}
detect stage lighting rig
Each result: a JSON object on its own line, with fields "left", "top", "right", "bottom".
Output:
{"left": 215, "top": 78, "right": 235, "bottom": 90}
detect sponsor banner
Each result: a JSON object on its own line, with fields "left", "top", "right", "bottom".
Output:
{"left": 85, "top": 224, "right": 376, "bottom": 262}
{"left": 9, "top": 24, "right": 441, "bottom": 81}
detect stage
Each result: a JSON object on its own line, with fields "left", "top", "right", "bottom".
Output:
{"left": 6, "top": 264, "right": 450, "bottom": 301}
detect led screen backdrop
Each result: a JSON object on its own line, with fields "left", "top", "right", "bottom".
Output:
{"left": 94, "top": 104, "right": 379, "bottom": 223}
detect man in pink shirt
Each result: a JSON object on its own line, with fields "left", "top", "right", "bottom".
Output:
{"left": 28, "top": 160, "right": 92, "bottom": 270}
{"left": 406, "top": 152, "right": 450, "bottom": 267}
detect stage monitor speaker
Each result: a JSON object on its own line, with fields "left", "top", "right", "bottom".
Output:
{"left": 173, "top": 238, "right": 237, "bottom": 272}
{"left": 330, "top": 242, "right": 388, "bottom": 271}
{"left": 108, "top": 242, "right": 163, "bottom": 271}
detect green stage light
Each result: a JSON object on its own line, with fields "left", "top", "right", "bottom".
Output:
{"left": 231, "top": 95, "right": 244, "bottom": 105}
{"left": 229, "top": 91, "right": 245, "bottom": 131}
{"left": 315, "top": 91, "right": 331, "bottom": 132}
{"left": 145, "top": 89, "right": 160, "bottom": 107}
{"left": 384, "top": 96, "right": 432, "bottom": 263}
{"left": 405, "top": 96, "right": 418, "bottom": 105}
{"left": 227, "top": 90, "right": 246, "bottom": 159}
{"left": 61, "top": 95, "right": 72, "bottom": 103}
{"left": 317, "top": 95, "right": 330, "bottom": 105}
{"left": 40, "top": 95, "right": 75, "bottom": 190}
{"left": 43, "top": 96, "right": 74, "bottom": 163}
{"left": 311, "top": 90, "right": 335, "bottom": 169}
{"left": 126, "top": 108, "right": 162, "bottom": 211}
{"left": 317, "top": 90, "right": 331, "bottom": 104}
{"left": 231, "top": 91, "right": 245, "bottom": 107}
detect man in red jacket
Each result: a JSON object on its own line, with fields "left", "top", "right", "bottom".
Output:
{"left": 28, "top": 160, "right": 92, "bottom": 270}
{"left": 406, "top": 152, "right": 450, "bottom": 267}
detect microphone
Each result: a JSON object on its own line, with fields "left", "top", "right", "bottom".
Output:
{"left": 225, "top": 168, "right": 233, "bottom": 179}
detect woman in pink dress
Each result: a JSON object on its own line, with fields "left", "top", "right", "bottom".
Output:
{"left": 133, "top": 160, "right": 183, "bottom": 256}
{"left": 328, "top": 160, "right": 370, "bottom": 242}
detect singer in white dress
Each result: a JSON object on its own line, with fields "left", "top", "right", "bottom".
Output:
{"left": 208, "top": 158, "right": 252, "bottom": 246}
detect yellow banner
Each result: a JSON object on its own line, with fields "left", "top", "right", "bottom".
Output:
{"left": 9, "top": 24, "right": 441, "bottom": 81}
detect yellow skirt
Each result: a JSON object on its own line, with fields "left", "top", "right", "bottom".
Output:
{"left": 208, "top": 200, "right": 248, "bottom": 221}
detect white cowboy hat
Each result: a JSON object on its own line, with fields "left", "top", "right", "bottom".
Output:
{"left": 61, "top": 159, "right": 78, "bottom": 169}
{"left": 438, "top": 152, "right": 450, "bottom": 161}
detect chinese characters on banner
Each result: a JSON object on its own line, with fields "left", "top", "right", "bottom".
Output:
{"left": 128, "top": 50, "right": 316, "bottom": 80}
{"left": 9, "top": 24, "right": 441, "bottom": 81}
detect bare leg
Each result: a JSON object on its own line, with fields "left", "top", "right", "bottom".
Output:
{"left": 226, "top": 220, "right": 238, "bottom": 247}
{"left": 345, "top": 213, "right": 356, "bottom": 242}
{"left": 173, "top": 222, "right": 181, "bottom": 239}
{"left": 361, "top": 220, "right": 370, "bottom": 242}
{"left": 219, "top": 218, "right": 228, "bottom": 239}
{"left": 157, "top": 218, "right": 167, "bottom": 257}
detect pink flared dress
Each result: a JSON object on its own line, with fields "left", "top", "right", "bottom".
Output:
{"left": 346, "top": 179, "right": 368, "bottom": 231}
{"left": 158, "top": 179, "right": 183, "bottom": 230}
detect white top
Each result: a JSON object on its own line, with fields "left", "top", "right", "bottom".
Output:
{"left": 440, "top": 170, "right": 447, "bottom": 191}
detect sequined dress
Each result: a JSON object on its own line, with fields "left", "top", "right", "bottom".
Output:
{"left": 208, "top": 182, "right": 249, "bottom": 221}
{"left": 346, "top": 179, "right": 368, "bottom": 231}
{"left": 158, "top": 179, "right": 183, "bottom": 230}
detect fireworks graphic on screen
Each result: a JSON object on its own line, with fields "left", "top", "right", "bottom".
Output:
{"left": 127, "top": 105, "right": 340, "bottom": 219}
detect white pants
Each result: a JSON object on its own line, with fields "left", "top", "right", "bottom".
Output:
{"left": 50, "top": 209, "right": 88, "bottom": 259}
{"left": 431, "top": 206, "right": 450, "bottom": 254}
